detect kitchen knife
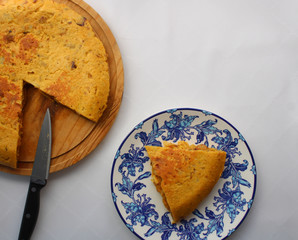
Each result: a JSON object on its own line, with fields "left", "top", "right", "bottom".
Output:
{"left": 18, "top": 108, "right": 52, "bottom": 240}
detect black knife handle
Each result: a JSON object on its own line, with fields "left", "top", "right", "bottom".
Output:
{"left": 18, "top": 181, "right": 47, "bottom": 240}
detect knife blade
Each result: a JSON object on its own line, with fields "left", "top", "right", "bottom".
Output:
{"left": 18, "top": 108, "right": 52, "bottom": 240}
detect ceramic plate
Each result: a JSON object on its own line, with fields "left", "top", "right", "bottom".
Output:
{"left": 111, "top": 108, "right": 256, "bottom": 239}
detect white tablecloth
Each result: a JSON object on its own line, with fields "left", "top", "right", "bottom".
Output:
{"left": 1, "top": 0, "right": 298, "bottom": 239}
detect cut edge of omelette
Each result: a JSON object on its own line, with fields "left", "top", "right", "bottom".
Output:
{"left": 145, "top": 141, "right": 226, "bottom": 223}
{"left": 0, "top": 75, "right": 24, "bottom": 169}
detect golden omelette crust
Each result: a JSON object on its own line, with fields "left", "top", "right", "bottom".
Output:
{"left": 0, "top": 76, "right": 23, "bottom": 168}
{"left": 145, "top": 141, "right": 226, "bottom": 223}
{"left": 0, "top": 0, "right": 110, "bottom": 168}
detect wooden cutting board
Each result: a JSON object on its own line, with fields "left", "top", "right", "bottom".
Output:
{"left": 0, "top": 0, "right": 124, "bottom": 176}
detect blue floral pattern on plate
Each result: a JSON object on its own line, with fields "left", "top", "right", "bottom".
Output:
{"left": 111, "top": 108, "right": 256, "bottom": 240}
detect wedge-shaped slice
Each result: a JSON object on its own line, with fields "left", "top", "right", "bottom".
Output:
{"left": 145, "top": 141, "right": 226, "bottom": 223}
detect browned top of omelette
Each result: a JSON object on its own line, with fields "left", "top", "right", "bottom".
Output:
{"left": 145, "top": 141, "right": 226, "bottom": 223}
{"left": 0, "top": 0, "right": 110, "bottom": 168}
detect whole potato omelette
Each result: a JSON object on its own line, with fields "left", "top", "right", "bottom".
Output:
{"left": 0, "top": 0, "right": 110, "bottom": 168}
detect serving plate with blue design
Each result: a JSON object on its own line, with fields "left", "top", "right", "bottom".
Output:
{"left": 111, "top": 108, "right": 256, "bottom": 240}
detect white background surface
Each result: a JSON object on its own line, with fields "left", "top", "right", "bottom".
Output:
{"left": 1, "top": 0, "right": 298, "bottom": 239}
